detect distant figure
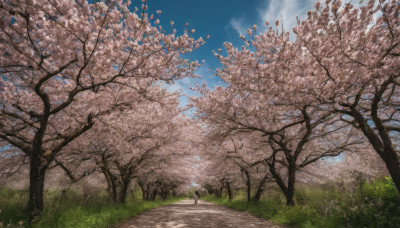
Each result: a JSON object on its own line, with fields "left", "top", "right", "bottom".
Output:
{"left": 194, "top": 191, "right": 199, "bottom": 208}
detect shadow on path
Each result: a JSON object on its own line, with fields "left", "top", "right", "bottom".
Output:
{"left": 115, "top": 199, "right": 287, "bottom": 228}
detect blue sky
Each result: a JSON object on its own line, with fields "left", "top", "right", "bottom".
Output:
{"left": 140, "top": 0, "right": 317, "bottom": 111}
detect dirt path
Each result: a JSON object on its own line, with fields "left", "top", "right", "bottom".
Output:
{"left": 115, "top": 199, "right": 287, "bottom": 228}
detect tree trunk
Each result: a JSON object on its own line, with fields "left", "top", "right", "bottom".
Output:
{"left": 363, "top": 131, "right": 400, "bottom": 194}
{"left": 218, "top": 185, "right": 224, "bottom": 198}
{"left": 144, "top": 183, "right": 151, "bottom": 200}
{"left": 226, "top": 182, "right": 233, "bottom": 200}
{"left": 254, "top": 174, "right": 269, "bottom": 202}
{"left": 350, "top": 107, "right": 400, "bottom": 194}
{"left": 105, "top": 174, "right": 113, "bottom": 197}
{"left": 162, "top": 190, "right": 168, "bottom": 200}
{"left": 383, "top": 154, "right": 400, "bottom": 194}
{"left": 101, "top": 168, "right": 114, "bottom": 200}
{"left": 151, "top": 189, "right": 158, "bottom": 200}
{"left": 242, "top": 168, "right": 251, "bottom": 201}
{"left": 246, "top": 179, "right": 251, "bottom": 202}
{"left": 267, "top": 161, "right": 293, "bottom": 205}
{"left": 110, "top": 179, "right": 118, "bottom": 202}
{"left": 116, "top": 189, "right": 127, "bottom": 203}
{"left": 138, "top": 182, "right": 146, "bottom": 200}
{"left": 28, "top": 154, "right": 47, "bottom": 221}
{"left": 254, "top": 187, "right": 263, "bottom": 202}
{"left": 114, "top": 180, "right": 130, "bottom": 204}
{"left": 215, "top": 189, "right": 220, "bottom": 198}
{"left": 286, "top": 165, "right": 296, "bottom": 206}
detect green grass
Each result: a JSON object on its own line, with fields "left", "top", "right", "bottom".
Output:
{"left": 0, "top": 187, "right": 183, "bottom": 228}
{"left": 0, "top": 188, "right": 28, "bottom": 227}
{"left": 203, "top": 177, "right": 400, "bottom": 228}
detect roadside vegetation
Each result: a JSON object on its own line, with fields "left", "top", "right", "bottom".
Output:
{"left": 0, "top": 187, "right": 182, "bottom": 228}
{"left": 203, "top": 177, "right": 400, "bottom": 228}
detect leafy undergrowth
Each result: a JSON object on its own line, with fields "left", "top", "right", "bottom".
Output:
{"left": 0, "top": 188, "right": 182, "bottom": 228}
{"left": 203, "top": 177, "right": 400, "bottom": 228}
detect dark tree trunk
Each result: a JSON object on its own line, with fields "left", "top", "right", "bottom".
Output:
{"left": 246, "top": 178, "right": 251, "bottom": 202}
{"left": 28, "top": 116, "right": 49, "bottom": 222}
{"left": 384, "top": 154, "right": 400, "bottom": 194}
{"left": 348, "top": 98, "right": 400, "bottom": 194}
{"left": 161, "top": 189, "right": 169, "bottom": 200}
{"left": 101, "top": 168, "right": 114, "bottom": 200}
{"left": 144, "top": 183, "right": 151, "bottom": 200}
{"left": 218, "top": 185, "right": 224, "bottom": 198}
{"left": 138, "top": 182, "right": 146, "bottom": 200}
{"left": 172, "top": 190, "right": 176, "bottom": 197}
{"left": 241, "top": 168, "right": 251, "bottom": 202}
{"left": 254, "top": 187, "right": 262, "bottom": 202}
{"left": 254, "top": 174, "right": 269, "bottom": 202}
{"left": 267, "top": 161, "right": 296, "bottom": 206}
{"left": 357, "top": 118, "right": 400, "bottom": 193}
{"left": 28, "top": 154, "right": 47, "bottom": 221}
{"left": 116, "top": 189, "right": 127, "bottom": 203}
{"left": 226, "top": 182, "right": 233, "bottom": 200}
{"left": 286, "top": 165, "right": 296, "bottom": 206}
{"left": 111, "top": 179, "right": 118, "bottom": 202}
{"left": 215, "top": 189, "right": 220, "bottom": 198}
{"left": 365, "top": 146, "right": 400, "bottom": 194}
{"left": 114, "top": 180, "right": 130, "bottom": 204}
{"left": 151, "top": 189, "right": 158, "bottom": 200}
{"left": 105, "top": 175, "right": 113, "bottom": 196}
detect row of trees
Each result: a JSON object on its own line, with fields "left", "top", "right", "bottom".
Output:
{"left": 192, "top": 0, "right": 399, "bottom": 205}
{"left": 54, "top": 87, "right": 197, "bottom": 203}
{"left": 0, "top": 0, "right": 203, "bottom": 221}
{"left": 0, "top": 0, "right": 398, "bottom": 222}
{"left": 195, "top": 132, "right": 387, "bottom": 204}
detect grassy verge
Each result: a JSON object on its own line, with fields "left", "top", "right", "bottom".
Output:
{"left": 0, "top": 188, "right": 183, "bottom": 228}
{"left": 203, "top": 177, "right": 400, "bottom": 228}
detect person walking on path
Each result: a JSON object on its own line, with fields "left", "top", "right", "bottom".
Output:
{"left": 194, "top": 191, "right": 199, "bottom": 208}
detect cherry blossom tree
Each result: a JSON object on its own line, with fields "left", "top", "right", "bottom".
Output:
{"left": 192, "top": 0, "right": 400, "bottom": 204}
{"left": 223, "top": 135, "right": 275, "bottom": 202}
{"left": 193, "top": 14, "right": 368, "bottom": 204}
{"left": 291, "top": 0, "right": 400, "bottom": 193}
{"left": 0, "top": 0, "right": 203, "bottom": 219}
{"left": 194, "top": 82, "right": 364, "bottom": 205}
{"left": 56, "top": 86, "right": 203, "bottom": 203}
{"left": 55, "top": 87, "right": 189, "bottom": 203}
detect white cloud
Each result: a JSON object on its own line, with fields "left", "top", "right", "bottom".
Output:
{"left": 229, "top": 0, "right": 316, "bottom": 38}
{"left": 229, "top": 17, "right": 248, "bottom": 36}
{"left": 259, "top": 0, "right": 315, "bottom": 32}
